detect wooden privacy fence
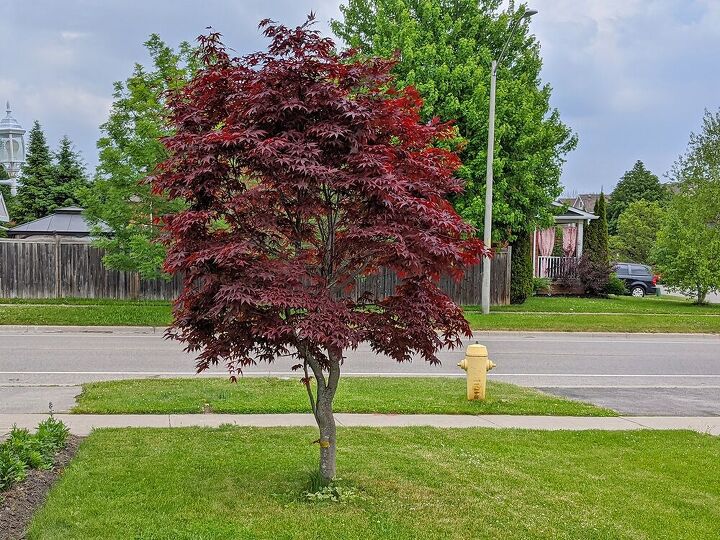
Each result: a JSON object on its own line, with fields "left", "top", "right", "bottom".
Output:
{"left": 0, "top": 239, "right": 182, "bottom": 300}
{"left": 0, "top": 239, "right": 511, "bottom": 305}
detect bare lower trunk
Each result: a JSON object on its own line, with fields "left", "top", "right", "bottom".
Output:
{"left": 300, "top": 344, "right": 341, "bottom": 484}
{"left": 316, "top": 391, "right": 337, "bottom": 482}
{"left": 697, "top": 287, "right": 707, "bottom": 305}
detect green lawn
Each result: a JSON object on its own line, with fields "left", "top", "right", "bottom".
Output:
{"left": 29, "top": 427, "right": 720, "bottom": 539}
{"left": 2, "top": 295, "right": 718, "bottom": 333}
{"left": 465, "top": 311, "right": 720, "bottom": 333}
{"left": 72, "top": 377, "right": 614, "bottom": 416}
{"left": 487, "top": 295, "right": 720, "bottom": 314}
{"left": 0, "top": 298, "right": 172, "bottom": 326}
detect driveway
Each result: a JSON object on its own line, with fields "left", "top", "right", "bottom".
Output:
{"left": 1, "top": 327, "right": 719, "bottom": 416}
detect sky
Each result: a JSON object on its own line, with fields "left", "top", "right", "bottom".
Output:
{"left": 2, "top": 0, "right": 719, "bottom": 194}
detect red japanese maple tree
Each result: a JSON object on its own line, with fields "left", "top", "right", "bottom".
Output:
{"left": 153, "top": 17, "right": 485, "bottom": 482}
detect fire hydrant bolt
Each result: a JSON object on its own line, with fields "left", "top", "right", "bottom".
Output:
{"left": 458, "top": 343, "right": 495, "bottom": 401}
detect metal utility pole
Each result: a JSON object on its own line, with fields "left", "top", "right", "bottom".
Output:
{"left": 480, "top": 8, "right": 538, "bottom": 315}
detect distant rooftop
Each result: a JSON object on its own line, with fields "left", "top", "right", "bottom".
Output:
{"left": 8, "top": 207, "right": 109, "bottom": 237}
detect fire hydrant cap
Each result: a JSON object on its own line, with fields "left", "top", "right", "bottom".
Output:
{"left": 465, "top": 344, "right": 488, "bottom": 357}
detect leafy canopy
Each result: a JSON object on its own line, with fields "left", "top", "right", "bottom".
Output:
{"left": 332, "top": 0, "right": 577, "bottom": 241}
{"left": 155, "top": 19, "right": 484, "bottom": 372}
{"left": 653, "top": 109, "right": 720, "bottom": 303}
{"left": 83, "top": 35, "right": 197, "bottom": 279}
{"left": 608, "top": 200, "right": 664, "bottom": 265}
{"left": 607, "top": 160, "right": 667, "bottom": 234}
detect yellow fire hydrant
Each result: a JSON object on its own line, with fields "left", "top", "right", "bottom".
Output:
{"left": 457, "top": 343, "right": 496, "bottom": 400}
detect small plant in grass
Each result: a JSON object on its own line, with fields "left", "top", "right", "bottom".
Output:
{"left": 303, "top": 471, "right": 360, "bottom": 503}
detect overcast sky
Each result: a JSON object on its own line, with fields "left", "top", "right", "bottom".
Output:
{"left": 2, "top": 0, "right": 719, "bottom": 193}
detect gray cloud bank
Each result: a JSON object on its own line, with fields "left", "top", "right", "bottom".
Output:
{"left": 2, "top": 0, "right": 718, "bottom": 193}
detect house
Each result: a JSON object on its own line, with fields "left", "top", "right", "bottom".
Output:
{"left": 532, "top": 202, "right": 598, "bottom": 279}
{"left": 557, "top": 193, "right": 610, "bottom": 214}
{"left": 7, "top": 207, "right": 107, "bottom": 241}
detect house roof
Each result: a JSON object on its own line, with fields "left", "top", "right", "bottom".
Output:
{"left": 552, "top": 201, "right": 598, "bottom": 222}
{"left": 558, "top": 193, "right": 609, "bottom": 213}
{"left": 8, "top": 207, "right": 109, "bottom": 236}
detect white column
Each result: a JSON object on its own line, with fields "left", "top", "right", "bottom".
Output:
{"left": 577, "top": 220, "right": 585, "bottom": 257}
{"left": 532, "top": 229, "right": 537, "bottom": 277}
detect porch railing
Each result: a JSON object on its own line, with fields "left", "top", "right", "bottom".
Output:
{"left": 536, "top": 256, "right": 579, "bottom": 279}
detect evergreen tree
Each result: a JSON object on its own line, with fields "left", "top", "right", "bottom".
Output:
{"left": 579, "top": 192, "right": 611, "bottom": 295}
{"left": 586, "top": 193, "right": 609, "bottom": 264}
{"left": 509, "top": 229, "right": 533, "bottom": 304}
{"left": 13, "top": 121, "right": 55, "bottom": 223}
{"left": 607, "top": 160, "right": 667, "bottom": 234}
{"left": 52, "top": 136, "right": 88, "bottom": 208}
{"left": 332, "top": 0, "right": 576, "bottom": 243}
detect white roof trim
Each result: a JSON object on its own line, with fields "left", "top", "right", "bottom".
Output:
{"left": 552, "top": 201, "right": 598, "bottom": 220}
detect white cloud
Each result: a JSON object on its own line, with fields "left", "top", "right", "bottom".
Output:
{"left": 60, "top": 31, "right": 89, "bottom": 41}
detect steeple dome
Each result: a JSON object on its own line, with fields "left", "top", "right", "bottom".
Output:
{"left": 0, "top": 101, "right": 24, "bottom": 131}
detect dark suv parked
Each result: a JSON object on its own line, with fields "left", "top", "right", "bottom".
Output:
{"left": 613, "top": 263, "right": 658, "bottom": 297}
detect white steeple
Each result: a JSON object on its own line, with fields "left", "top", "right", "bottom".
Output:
{"left": 0, "top": 100, "right": 25, "bottom": 196}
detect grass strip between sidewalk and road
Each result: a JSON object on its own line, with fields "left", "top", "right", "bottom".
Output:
{"left": 2, "top": 296, "right": 719, "bottom": 332}
{"left": 28, "top": 427, "right": 720, "bottom": 539}
{"left": 72, "top": 377, "right": 615, "bottom": 416}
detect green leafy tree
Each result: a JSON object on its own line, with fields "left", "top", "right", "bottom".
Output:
{"left": 607, "top": 160, "right": 667, "bottom": 234}
{"left": 653, "top": 109, "right": 720, "bottom": 303}
{"left": 332, "top": 0, "right": 576, "bottom": 242}
{"left": 82, "top": 35, "right": 197, "bottom": 279}
{"left": 52, "top": 136, "right": 88, "bottom": 208}
{"left": 608, "top": 200, "right": 664, "bottom": 264}
{"left": 12, "top": 121, "right": 55, "bottom": 223}
{"left": 509, "top": 229, "right": 532, "bottom": 304}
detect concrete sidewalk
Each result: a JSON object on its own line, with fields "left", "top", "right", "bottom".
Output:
{"left": 2, "top": 413, "right": 719, "bottom": 436}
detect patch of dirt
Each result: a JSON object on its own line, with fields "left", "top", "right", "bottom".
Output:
{"left": 0, "top": 435, "right": 82, "bottom": 540}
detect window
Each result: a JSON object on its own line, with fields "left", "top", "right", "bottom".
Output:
{"left": 630, "top": 265, "right": 650, "bottom": 276}
{"left": 615, "top": 264, "right": 629, "bottom": 274}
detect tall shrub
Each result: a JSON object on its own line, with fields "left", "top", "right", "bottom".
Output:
{"left": 580, "top": 192, "right": 611, "bottom": 295}
{"left": 510, "top": 230, "right": 532, "bottom": 304}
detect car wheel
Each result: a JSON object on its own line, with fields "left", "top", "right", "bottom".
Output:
{"left": 631, "top": 285, "right": 645, "bottom": 298}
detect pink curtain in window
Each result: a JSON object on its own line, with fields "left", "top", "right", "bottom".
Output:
{"left": 536, "top": 228, "right": 556, "bottom": 257}
{"left": 563, "top": 225, "right": 578, "bottom": 257}
{"left": 536, "top": 228, "right": 556, "bottom": 278}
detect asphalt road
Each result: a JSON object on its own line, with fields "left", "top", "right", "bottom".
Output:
{"left": 1, "top": 326, "right": 719, "bottom": 416}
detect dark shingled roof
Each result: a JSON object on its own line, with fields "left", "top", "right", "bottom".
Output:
{"left": 8, "top": 207, "right": 109, "bottom": 236}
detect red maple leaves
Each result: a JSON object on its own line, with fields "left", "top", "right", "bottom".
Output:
{"left": 153, "top": 17, "right": 486, "bottom": 375}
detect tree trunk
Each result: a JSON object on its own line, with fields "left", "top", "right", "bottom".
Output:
{"left": 300, "top": 344, "right": 341, "bottom": 485}
{"left": 697, "top": 286, "right": 708, "bottom": 304}
{"left": 315, "top": 388, "right": 337, "bottom": 483}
